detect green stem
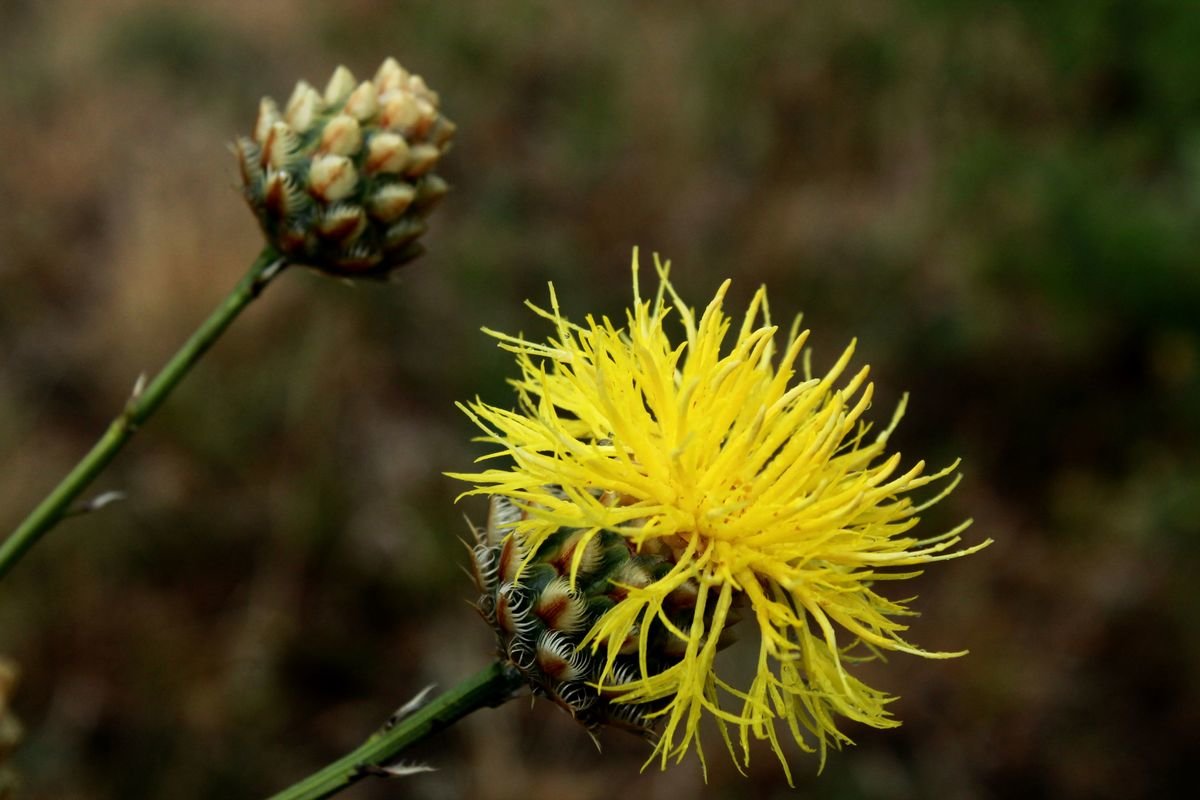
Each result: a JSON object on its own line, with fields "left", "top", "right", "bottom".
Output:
{"left": 0, "top": 245, "right": 286, "bottom": 580}
{"left": 267, "top": 661, "right": 523, "bottom": 800}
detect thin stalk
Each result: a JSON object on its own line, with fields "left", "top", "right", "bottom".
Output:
{"left": 267, "top": 661, "right": 523, "bottom": 800}
{"left": 0, "top": 245, "right": 286, "bottom": 580}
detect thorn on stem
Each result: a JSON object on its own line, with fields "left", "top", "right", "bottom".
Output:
{"left": 359, "top": 762, "right": 436, "bottom": 779}
{"left": 122, "top": 372, "right": 149, "bottom": 426}
{"left": 127, "top": 372, "right": 147, "bottom": 407}
{"left": 64, "top": 491, "right": 127, "bottom": 518}
{"left": 383, "top": 684, "right": 437, "bottom": 730}
{"left": 252, "top": 258, "right": 288, "bottom": 296}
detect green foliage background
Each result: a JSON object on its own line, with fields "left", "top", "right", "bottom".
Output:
{"left": 1, "top": 1, "right": 1197, "bottom": 797}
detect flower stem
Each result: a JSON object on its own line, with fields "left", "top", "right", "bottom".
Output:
{"left": 0, "top": 245, "right": 286, "bottom": 580}
{"left": 267, "top": 661, "right": 523, "bottom": 800}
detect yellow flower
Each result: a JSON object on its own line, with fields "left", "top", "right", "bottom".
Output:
{"left": 452, "top": 251, "right": 989, "bottom": 781}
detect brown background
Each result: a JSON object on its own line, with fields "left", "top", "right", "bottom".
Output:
{"left": 1, "top": 1, "right": 1198, "bottom": 798}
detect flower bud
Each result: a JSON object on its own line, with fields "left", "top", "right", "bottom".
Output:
{"left": 236, "top": 57, "right": 455, "bottom": 276}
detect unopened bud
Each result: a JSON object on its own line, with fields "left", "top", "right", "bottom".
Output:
{"left": 237, "top": 57, "right": 455, "bottom": 276}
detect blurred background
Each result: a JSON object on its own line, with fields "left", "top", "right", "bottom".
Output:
{"left": 1, "top": 0, "right": 1198, "bottom": 797}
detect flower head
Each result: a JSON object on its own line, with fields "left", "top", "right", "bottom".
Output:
{"left": 235, "top": 58, "right": 454, "bottom": 277}
{"left": 453, "top": 252, "right": 989, "bottom": 781}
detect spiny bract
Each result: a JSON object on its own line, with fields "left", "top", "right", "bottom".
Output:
{"left": 467, "top": 492, "right": 736, "bottom": 737}
{"left": 235, "top": 58, "right": 455, "bottom": 276}
{"left": 452, "top": 251, "right": 990, "bottom": 783}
